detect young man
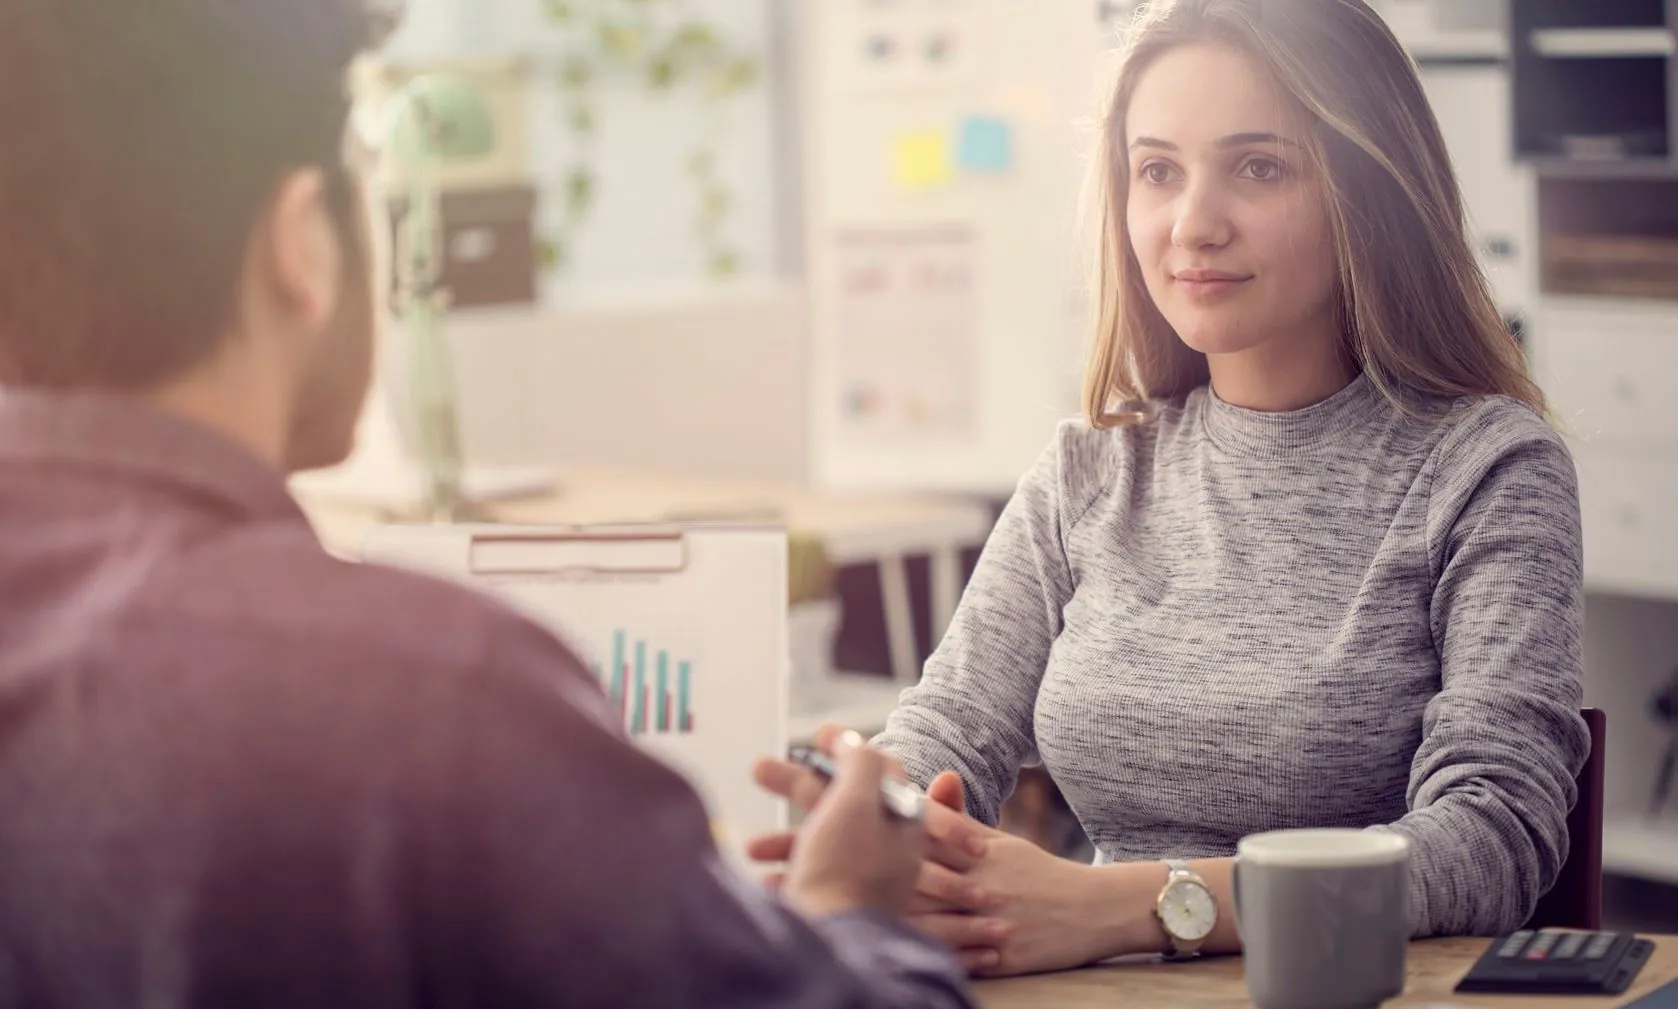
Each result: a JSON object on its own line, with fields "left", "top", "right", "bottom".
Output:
{"left": 0, "top": 2, "right": 980, "bottom": 1005}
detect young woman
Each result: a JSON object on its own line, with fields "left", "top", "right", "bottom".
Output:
{"left": 755, "top": 0, "right": 1588, "bottom": 980}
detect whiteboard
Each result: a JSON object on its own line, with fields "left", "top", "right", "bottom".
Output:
{"left": 801, "top": 0, "right": 1126, "bottom": 495}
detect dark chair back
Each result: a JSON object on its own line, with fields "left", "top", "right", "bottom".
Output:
{"left": 1527, "top": 707, "right": 1606, "bottom": 930}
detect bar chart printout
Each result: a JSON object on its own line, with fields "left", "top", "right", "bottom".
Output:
{"left": 591, "top": 629, "right": 696, "bottom": 737}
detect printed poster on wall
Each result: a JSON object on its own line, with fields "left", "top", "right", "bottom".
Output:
{"left": 839, "top": 0, "right": 982, "bottom": 98}
{"left": 833, "top": 225, "right": 980, "bottom": 444}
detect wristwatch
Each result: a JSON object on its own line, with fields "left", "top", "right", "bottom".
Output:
{"left": 1153, "top": 859, "right": 1218, "bottom": 959}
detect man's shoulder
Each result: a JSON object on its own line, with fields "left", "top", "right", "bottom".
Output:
{"left": 135, "top": 520, "right": 593, "bottom": 694}
{"left": 85, "top": 521, "right": 622, "bottom": 792}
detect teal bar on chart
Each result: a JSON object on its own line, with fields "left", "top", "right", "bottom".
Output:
{"left": 657, "top": 651, "right": 669, "bottom": 733}
{"left": 633, "top": 639, "right": 646, "bottom": 735}
{"left": 600, "top": 629, "right": 697, "bottom": 736}
{"left": 679, "top": 661, "right": 694, "bottom": 732}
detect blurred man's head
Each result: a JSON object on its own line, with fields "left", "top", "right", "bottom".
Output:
{"left": 0, "top": 1, "right": 393, "bottom": 471}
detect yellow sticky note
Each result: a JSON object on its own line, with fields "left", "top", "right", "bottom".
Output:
{"left": 892, "top": 131, "right": 953, "bottom": 190}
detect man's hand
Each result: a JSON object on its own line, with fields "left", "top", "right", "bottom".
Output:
{"left": 750, "top": 725, "right": 994, "bottom": 878}
{"left": 772, "top": 734, "right": 925, "bottom": 918}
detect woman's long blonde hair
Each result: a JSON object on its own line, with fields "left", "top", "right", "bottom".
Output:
{"left": 1082, "top": 0, "right": 1544, "bottom": 428}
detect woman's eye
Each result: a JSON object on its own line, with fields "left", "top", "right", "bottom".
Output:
{"left": 1140, "top": 162, "right": 1176, "bottom": 185}
{"left": 1240, "top": 157, "right": 1286, "bottom": 182}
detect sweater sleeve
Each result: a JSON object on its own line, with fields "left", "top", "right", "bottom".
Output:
{"left": 871, "top": 426, "right": 1094, "bottom": 826}
{"left": 1379, "top": 404, "right": 1589, "bottom": 938}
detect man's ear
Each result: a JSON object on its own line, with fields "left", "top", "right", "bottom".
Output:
{"left": 259, "top": 168, "right": 342, "bottom": 329}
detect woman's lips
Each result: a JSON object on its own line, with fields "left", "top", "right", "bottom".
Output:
{"left": 1173, "top": 271, "right": 1252, "bottom": 298}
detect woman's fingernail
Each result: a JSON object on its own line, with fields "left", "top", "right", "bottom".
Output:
{"left": 968, "top": 837, "right": 988, "bottom": 856}
{"left": 965, "top": 887, "right": 985, "bottom": 905}
{"left": 987, "top": 920, "right": 1009, "bottom": 939}
{"left": 835, "top": 730, "right": 865, "bottom": 752}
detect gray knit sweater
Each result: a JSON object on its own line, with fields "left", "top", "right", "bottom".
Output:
{"left": 873, "top": 375, "right": 1588, "bottom": 939}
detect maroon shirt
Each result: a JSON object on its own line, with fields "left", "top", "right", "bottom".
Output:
{"left": 0, "top": 391, "right": 974, "bottom": 1009}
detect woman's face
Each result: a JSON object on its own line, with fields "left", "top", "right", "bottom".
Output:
{"left": 1124, "top": 43, "right": 1341, "bottom": 365}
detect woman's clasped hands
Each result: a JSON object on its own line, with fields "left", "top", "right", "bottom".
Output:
{"left": 750, "top": 725, "right": 1125, "bottom": 977}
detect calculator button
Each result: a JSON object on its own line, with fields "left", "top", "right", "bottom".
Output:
{"left": 1583, "top": 934, "right": 1616, "bottom": 960}
{"left": 1497, "top": 931, "right": 1534, "bottom": 957}
{"left": 1524, "top": 932, "right": 1559, "bottom": 959}
{"left": 1553, "top": 932, "right": 1587, "bottom": 960}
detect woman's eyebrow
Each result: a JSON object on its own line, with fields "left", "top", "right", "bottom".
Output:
{"left": 1127, "top": 132, "right": 1299, "bottom": 152}
{"left": 1216, "top": 132, "right": 1298, "bottom": 149}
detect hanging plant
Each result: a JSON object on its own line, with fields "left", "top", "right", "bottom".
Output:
{"left": 536, "top": 0, "right": 761, "bottom": 279}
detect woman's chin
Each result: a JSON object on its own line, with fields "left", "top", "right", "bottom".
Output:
{"left": 1170, "top": 327, "right": 1269, "bottom": 358}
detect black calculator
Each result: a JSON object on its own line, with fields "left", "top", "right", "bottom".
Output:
{"left": 1455, "top": 929, "right": 1655, "bottom": 995}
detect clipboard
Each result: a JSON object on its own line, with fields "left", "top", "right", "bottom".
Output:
{"left": 360, "top": 521, "right": 791, "bottom": 863}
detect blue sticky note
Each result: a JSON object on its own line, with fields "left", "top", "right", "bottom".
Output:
{"left": 957, "top": 116, "right": 1014, "bottom": 173}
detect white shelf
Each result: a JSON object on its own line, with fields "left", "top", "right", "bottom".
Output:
{"left": 1603, "top": 817, "right": 1678, "bottom": 884}
{"left": 1407, "top": 31, "right": 1510, "bottom": 62}
{"left": 1530, "top": 27, "right": 1676, "bottom": 58}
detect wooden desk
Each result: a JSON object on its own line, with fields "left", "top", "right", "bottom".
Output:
{"left": 974, "top": 935, "right": 1678, "bottom": 1008}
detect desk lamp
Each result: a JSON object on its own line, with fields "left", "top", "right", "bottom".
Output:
{"left": 382, "top": 74, "right": 496, "bottom": 520}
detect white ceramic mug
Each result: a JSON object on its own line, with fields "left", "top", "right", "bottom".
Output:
{"left": 1234, "top": 828, "right": 1412, "bottom": 1009}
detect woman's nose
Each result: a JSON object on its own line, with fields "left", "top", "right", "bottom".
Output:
{"left": 1171, "top": 182, "right": 1233, "bottom": 251}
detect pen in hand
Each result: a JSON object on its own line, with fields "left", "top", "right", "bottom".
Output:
{"left": 787, "top": 743, "right": 927, "bottom": 822}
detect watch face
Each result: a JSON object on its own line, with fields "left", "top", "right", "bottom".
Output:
{"left": 1160, "top": 880, "right": 1217, "bottom": 942}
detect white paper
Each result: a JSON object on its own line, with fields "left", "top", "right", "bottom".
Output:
{"left": 360, "top": 523, "right": 790, "bottom": 862}
{"left": 833, "top": 226, "right": 980, "bottom": 444}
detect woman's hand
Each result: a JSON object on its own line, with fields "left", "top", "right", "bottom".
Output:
{"left": 909, "top": 832, "right": 1124, "bottom": 977}
{"left": 903, "top": 771, "right": 1000, "bottom": 914}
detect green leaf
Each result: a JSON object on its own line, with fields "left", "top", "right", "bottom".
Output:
{"left": 670, "top": 22, "right": 720, "bottom": 57}
{"left": 702, "top": 187, "right": 731, "bottom": 219}
{"left": 536, "top": 236, "right": 565, "bottom": 273}
{"left": 568, "top": 103, "right": 596, "bottom": 135}
{"left": 647, "top": 56, "right": 677, "bottom": 89}
{"left": 599, "top": 22, "right": 643, "bottom": 58}
{"left": 560, "top": 54, "right": 593, "bottom": 89}
{"left": 726, "top": 57, "right": 759, "bottom": 89}
{"left": 567, "top": 168, "right": 595, "bottom": 213}
{"left": 708, "top": 249, "right": 741, "bottom": 276}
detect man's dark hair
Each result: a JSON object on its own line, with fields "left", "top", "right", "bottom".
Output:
{"left": 0, "top": 1, "right": 392, "bottom": 390}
